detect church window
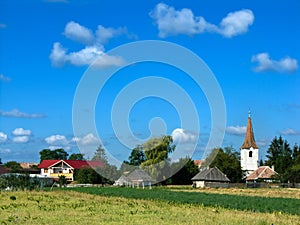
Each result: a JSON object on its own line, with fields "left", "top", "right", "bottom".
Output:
{"left": 249, "top": 151, "right": 253, "bottom": 158}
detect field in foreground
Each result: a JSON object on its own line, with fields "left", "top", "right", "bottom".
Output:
{"left": 0, "top": 188, "right": 299, "bottom": 225}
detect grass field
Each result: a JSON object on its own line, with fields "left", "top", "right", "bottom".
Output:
{"left": 0, "top": 187, "right": 299, "bottom": 225}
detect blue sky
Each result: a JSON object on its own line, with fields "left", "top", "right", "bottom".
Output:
{"left": 0, "top": 0, "right": 299, "bottom": 164}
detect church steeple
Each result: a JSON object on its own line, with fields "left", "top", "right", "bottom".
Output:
{"left": 241, "top": 111, "right": 258, "bottom": 149}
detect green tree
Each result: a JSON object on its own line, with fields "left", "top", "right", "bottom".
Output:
{"left": 92, "top": 145, "right": 108, "bottom": 164}
{"left": 69, "top": 153, "right": 84, "bottom": 160}
{"left": 92, "top": 145, "right": 120, "bottom": 184}
{"left": 170, "top": 157, "right": 199, "bottom": 185}
{"left": 265, "top": 136, "right": 293, "bottom": 181}
{"left": 39, "top": 148, "right": 69, "bottom": 162}
{"left": 140, "top": 135, "right": 175, "bottom": 183}
{"left": 284, "top": 144, "right": 300, "bottom": 184}
{"left": 125, "top": 145, "right": 146, "bottom": 166}
{"left": 209, "top": 147, "right": 243, "bottom": 183}
{"left": 58, "top": 175, "right": 67, "bottom": 188}
{"left": 4, "top": 161, "right": 22, "bottom": 173}
{"left": 75, "top": 167, "right": 103, "bottom": 184}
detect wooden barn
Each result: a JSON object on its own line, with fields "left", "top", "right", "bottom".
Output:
{"left": 191, "top": 167, "right": 230, "bottom": 188}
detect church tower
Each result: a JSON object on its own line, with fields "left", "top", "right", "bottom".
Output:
{"left": 240, "top": 112, "right": 259, "bottom": 175}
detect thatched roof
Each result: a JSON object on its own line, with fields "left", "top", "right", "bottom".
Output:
{"left": 246, "top": 166, "right": 278, "bottom": 181}
{"left": 127, "top": 169, "right": 155, "bottom": 182}
{"left": 191, "top": 167, "right": 230, "bottom": 182}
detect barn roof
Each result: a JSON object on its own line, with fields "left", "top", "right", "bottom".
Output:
{"left": 38, "top": 160, "right": 103, "bottom": 169}
{"left": 191, "top": 167, "right": 230, "bottom": 182}
{"left": 127, "top": 169, "right": 155, "bottom": 182}
{"left": 246, "top": 166, "right": 278, "bottom": 181}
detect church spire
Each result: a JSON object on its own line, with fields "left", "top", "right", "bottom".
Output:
{"left": 241, "top": 112, "right": 258, "bottom": 149}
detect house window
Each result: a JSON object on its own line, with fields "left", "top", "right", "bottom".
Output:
{"left": 44, "top": 169, "right": 48, "bottom": 173}
{"left": 249, "top": 151, "right": 253, "bottom": 158}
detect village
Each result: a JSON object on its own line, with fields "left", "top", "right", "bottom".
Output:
{"left": 1, "top": 113, "right": 299, "bottom": 190}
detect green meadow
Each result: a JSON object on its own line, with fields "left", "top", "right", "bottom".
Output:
{"left": 0, "top": 187, "right": 299, "bottom": 225}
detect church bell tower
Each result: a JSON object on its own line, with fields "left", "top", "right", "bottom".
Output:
{"left": 240, "top": 112, "right": 259, "bottom": 175}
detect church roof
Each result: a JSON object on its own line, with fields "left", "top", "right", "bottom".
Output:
{"left": 241, "top": 113, "right": 258, "bottom": 149}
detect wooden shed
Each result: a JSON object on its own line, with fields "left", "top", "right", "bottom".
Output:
{"left": 191, "top": 167, "right": 230, "bottom": 188}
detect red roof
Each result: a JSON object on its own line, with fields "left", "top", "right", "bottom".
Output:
{"left": 246, "top": 166, "right": 278, "bottom": 181}
{"left": 0, "top": 165, "right": 11, "bottom": 175}
{"left": 38, "top": 160, "right": 103, "bottom": 169}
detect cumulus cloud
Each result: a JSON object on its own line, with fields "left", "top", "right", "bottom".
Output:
{"left": 252, "top": 53, "right": 298, "bottom": 73}
{"left": 0, "top": 74, "right": 11, "bottom": 82}
{"left": 45, "top": 134, "right": 69, "bottom": 146}
{"left": 0, "top": 132, "right": 8, "bottom": 143}
{"left": 171, "top": 128, "right": 197, "bottom": 144}
{"left": 50, "top": 21, "right": 129, "bottom": 67}
{"left": 0, "top": 109, "right": 46, "bottom": 118}
{"left": 12, "top": 128, "right": 32, "bottom": 136}
{"left": 150, "top": 3, "right": 254, "bottom": 38}
{"left": 279, "top": 128, "right": 299, "bottom": 136}
{"left": 96, "top": 25, "right": 127, "bottom": 44}
{"left": 13, "top": 136, "right": 30, "bottom": 143}
{"left": 50, "top": 43, "right": 124, "bottom": 68}
{"left": 72, "top": 133, "right": 99, "bottom": 146}
{"left": 64, "top": 21, "right": 94, "bottom": 45}
{"left": 226, "top": 126, "right": 246, "bottom": 136}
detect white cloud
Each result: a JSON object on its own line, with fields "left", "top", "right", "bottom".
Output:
{"left": 252, "top": 53, "right": 298, "bottom": 73}
{"left": 96, "top": 25, "right": 127, "bottom": 44}
{"left": 226, "top": 126, "right": 246, "bottom": 136}
{"left": 150, "top": 3, "right": 254, "bottom": 38}
{"left": 50, "top": 22, "right": 129, "bottom": 68}
{"left": 279, "top": 128, "right": 299, "bottom": 136}
{"left": 0, "top": 74, "right": 11, "bottom": 82}
{"left": 0, "top": 109, "right": 46, "bottom": 118}
{"left": 12, "top": 128, "right": 32, "bottom": 136}
{"left": 50, "top": 43, "right": 124, "bottom": 68}
{"left": 0, "top": 23, "right": 6, "bottom": 29}
{"left": 13, "top": 136, "right": 30, "bottom": 143}
{"left": 64, "top": 21, "right": 94, "bottom": 45}
{"left": 0, "top": 132, "right": 8, "bottom": 143}
{"left": 0, "top": 147, "right": 11, "bottom": 154}
{"left": 219, "top": 9, "right": 254, "bottom": 38}
{"left": 72, "top": 133, "right": 99, "bottom": 146}
{"left": 171, "top": 128, "right": 197, "bottom": 144}
{"left": 45, "top": 134, "right": 69, "bottom": 146}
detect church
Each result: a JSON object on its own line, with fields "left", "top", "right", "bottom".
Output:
{"left": 240, "top": 112, "right": 259, "bottom": 175}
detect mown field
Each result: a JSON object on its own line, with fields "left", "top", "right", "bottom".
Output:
{"left": 0, "top": 187, "right": 299, "bottom": 225}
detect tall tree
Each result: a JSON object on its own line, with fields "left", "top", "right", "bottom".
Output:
{"left": 69, "top": 153, "right": 84, "bottom": 160}
{"left": 209, "top": 147, "right": 243, "bottom": 183}
{"left": 125, "top": 145, "right": 146, "bottom": 166}
{"left": 265, "top": 136, "right": 293, "bottom": 179}
{"left": 39, "top": 149, "right": 68, "bottom": 162}
{"left": 92, "top": 145, "right": 108, "bottom": 165}
{"left": 141, "top": 135, "right": 175, "bottom": 183}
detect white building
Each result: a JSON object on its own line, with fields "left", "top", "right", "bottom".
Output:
{"left": 240, "top": 112, "right": 259, "bottom": 175}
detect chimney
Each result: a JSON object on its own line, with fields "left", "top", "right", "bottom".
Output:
{"left": 271, "top": 165, "right": 275, "bottom": 171}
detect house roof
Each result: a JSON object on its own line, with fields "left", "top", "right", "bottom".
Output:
{"left": 194, "top": 160, "right": 205, "bottom": 167}
{"left": 38, "top": 160, "right": 103, "bottom": 169}
{"left": 115, "top": 175, "right": 131, "bottom": 184}
{"left": 127, "top": 169, "right": 155, "bottom": 182}
{"left": 0, "top": 165, "right": 11, "bottom": 175}
{"left": 241, "top": 114, "right": 258, "bottom": 149}
{"left": 191, "top": 167, "right": 230, "bottom": 182}
{"left": 246, "top": 166, "right": 278, "bottom": 181}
